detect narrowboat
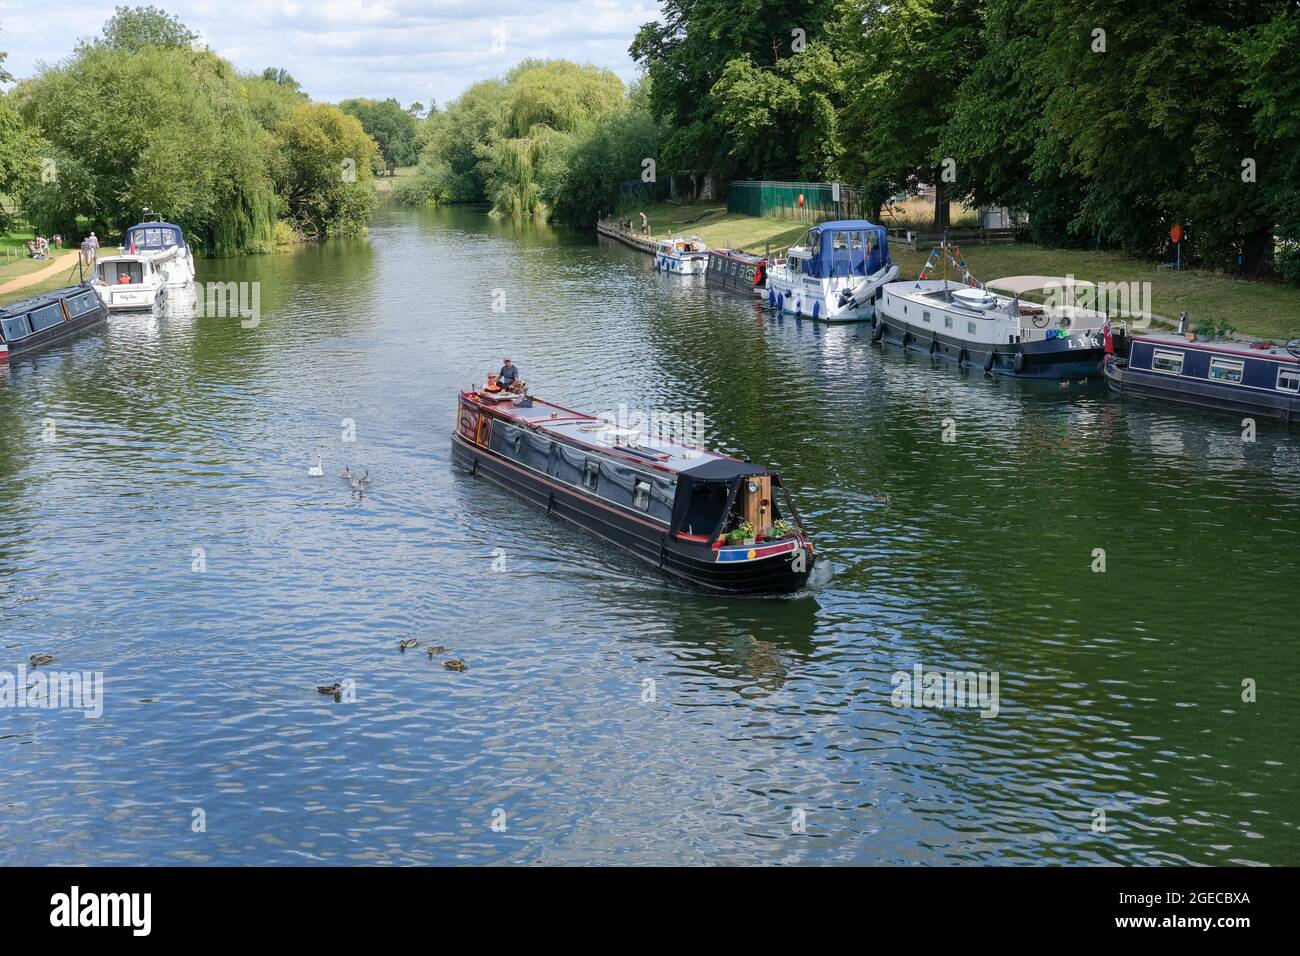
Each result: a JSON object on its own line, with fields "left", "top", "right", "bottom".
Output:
{"left": 875, "top": 257, "right": 1128, "bottom": 378}
{"left": 706, "top": 248, "right": 767, "bottom": 295}
{"left": 122, "top": 218, "right": 195, "bottom": 287}
{"left": 451, "top": 387, "right": 816, "bottom": 594}
{"left": 0, "top": 285, "right": 108, "bottom": 365}
{"left": 92, "top": 253, "right": 166, "bottom": 311}
{"left": 654, "top": 236, "right": 708, "bottom": 274}
{"left": 764, "top": 219, "right": 899, "bottom": 321}
{"left": 1105, "top": 334, "right": 1300, "bottom": 423}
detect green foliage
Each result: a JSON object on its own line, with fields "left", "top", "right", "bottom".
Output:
{"left": 399, "top": 60, "right": 632, "bottom": 222}
{"left": 630, "top": 0, "right": 838, "bottom": 177}
{"left": 15, "top": 43, "right": 277, "bottom": 255}
{"left": 92, "top": 5, "right": 198, "bottom": 53}
{"left": 269, "top": 103, "right": 378, "bottom": 239}
{"left": 547, "top": 103, "right": 664, "bottom": 225}
{"left": 340, "top": 97, "right": 419, "bottom": 175}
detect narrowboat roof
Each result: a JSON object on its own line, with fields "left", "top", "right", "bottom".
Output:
{"left": 469, "top": 390, "right": 766, "bottom": 479}
{"left": 1133, "top": 332, "right": 1299, "bottom": 364}
{"left": 0, "top": 285, "right": 90, "bottom": 317}
{"left": 709, "top": 247, "right": 764, "bottom": 263}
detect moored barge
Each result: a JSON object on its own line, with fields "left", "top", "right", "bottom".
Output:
{"left": 1105, "top": 333, "right": 1300, "bottom": 423}
{"left": 0, "top": 285, "right": 108, "bottom": 365}
{"left": 706, "top": 248, "right": 767, "bottom": 295}
{"left": 451, "top": 387, "right": 816, "bottom": 594}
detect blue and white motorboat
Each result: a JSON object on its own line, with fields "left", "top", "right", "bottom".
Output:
{"left": 122, "top": 218, "right": 195, "bottom": 287}
{"left": 764, "top": 219, "right": 899, "bottom": 321}
{"left": 655, "top": 236, "right": 708, "bottom": 274}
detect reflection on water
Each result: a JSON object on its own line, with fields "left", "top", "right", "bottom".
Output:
{"left": 0, "top": 204, "right": 1296, "bottom": 865}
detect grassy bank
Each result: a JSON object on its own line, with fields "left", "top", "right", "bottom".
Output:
{"left": 628, "top": 202, "right": 1300, "bottom": 341}
{"left": 0, "top": 256, "right": 86, "bottom": 307}
{"left": 374, "top": 166, "right": 416, "bottom": 195}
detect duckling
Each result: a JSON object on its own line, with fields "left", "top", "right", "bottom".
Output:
{"left": 443, "top": 659, "right": 468, "bottom": 673}
{"left": 426, "top": 644, "right": 446, "bottom": 657}
{"left": 341, "top": 465, "right": 353, "bottom": 480}
{"left": 358, "top": 468, "right": 371, "bottom": 486}
{"left": 308, "top": 449, "right": 324, "bottom": 477}
{"left": 29, "top": 653, "right": 54, "bottom": 667}
{"left": 317, "top": 682, "right": 341, "bottom": 695}
{"left": 399, "top": 638, "right": 419, "bottom": 650}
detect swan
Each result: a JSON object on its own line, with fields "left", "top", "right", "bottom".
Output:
{"left": 308, "top": 449, "right": 324, "bottom": 477}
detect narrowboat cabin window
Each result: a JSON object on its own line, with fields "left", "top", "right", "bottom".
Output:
{"left": 2, "top": 315, "right": 32, "bottom": 341}
{"left": 923, "top": 310, "right": 931, "bottom": 323}
{"left": 28, "top": 304, "right": 64, "bottom": 333}
{"left": 945, "top": 316, "right": 953, "bottom": 329}
{"left": 967, "top": 322, "right": 977, "bottom": 334}
{"left": 65, "top": 291, "right": 100, "bottom": 317}
{"left": 1151, "top": 349, "right": 1185, "bottom": 375}
{"left": 582, "top": 460, "right": 600, "bottom": 490}
{"left": 1277, "top": 368, "right": 1300, "bottom": 392}
{"left": 1208, "top": 357, "right": 1245, "bottom": 384}
{"left": 633, "top": 479, "right": 651, "bottom": 510}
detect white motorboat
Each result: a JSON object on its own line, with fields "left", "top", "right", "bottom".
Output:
{"left": 764, "top": 219, "right": 899, "bottom": 322}
{"left": 92, "top": 254, "right": 166, "bottom": 311}
{"left": 654, "top": 236, "right": 708, "bottom": 274}
{"left": 122, "top": 219, "right": 195, "bottom": 287}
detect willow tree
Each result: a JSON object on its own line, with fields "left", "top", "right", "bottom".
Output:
{"left": 15, "top": 42, "right": 277, "bottom": 254}
{"left": 269, "top": 103, "right": 379, "bottom": 239}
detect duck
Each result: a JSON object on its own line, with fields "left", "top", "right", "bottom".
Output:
{"left": 399, "top": 638, "right": 419, "bottom": 650}
{"left": 341, "top": 465, "right": 353, "bottom": 480}
{"left": 443, "top": 659, "right": 468, "bottom": 672}
{"left": 308, "top": 449, "right": 324, "bottom": 477}
{"left": 349, "top": 475, "right": 366, "bottom": 495}
{"left": 29, "top": 653, "right": 54, "bottom": 667}
{"left": 357, "top": 468, "right": 371, "bottom": 487}
{"left": 317, "top": 682, "right": 341, "bottom": 695}
{"left": 426, "top": 644, "right": 446, "bottom": 657}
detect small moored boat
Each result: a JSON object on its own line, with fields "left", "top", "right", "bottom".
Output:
{"left": 92, "top": 253, "right": 166, "bottom": 311}
{"left": 764, "top": 219, "right": 899, "bottom": 321}
{"left": 1105, "top": 333, "right": 1300, "bottom": 423}
{"left": 654, "top": 236, "right": 708, "bottom": 274}
{"left": 0, "top": 285, "right": 108, "bottom": 365}
{"left": 875, "top": 255, "right": 1128, "bottom": 378}
{"left": 123, "top": 218, "right": 194, "bottom": 287}
{"left": 451, "top": 387, "right": 816, "bottom": 594}
{"left": 706, "top": 248, "right": 767, "bottom": 295}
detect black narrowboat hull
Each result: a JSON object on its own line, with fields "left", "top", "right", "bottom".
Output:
{"left": 1105, "top": 357, "right": 1299, "bottom": 423}
{"left": 872, "top": 313, "right": 1119, "bottom": 379}
{"left": 0, "top": 298, "right": 108, "bottom": 364}
{"left": 451, "top": 433, "right": 813, "bottom": 594}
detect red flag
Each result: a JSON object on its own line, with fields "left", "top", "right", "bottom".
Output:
{"left": 1103, "top": 318, "right": 1114, "bottom": 355}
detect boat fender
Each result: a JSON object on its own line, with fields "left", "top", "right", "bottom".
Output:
{"left": 983, "top": 351, "right": 995, "bottom": 374}
{"left": 929, "top": 335, "right": 939, "bottom": 356}
{"left": 902, "top": 330, "right": 911, "bottom": 347}
{"left": 1013, "top": 350, "right": 1025, "bottom": 375}
{"left": 769, "top": 288, "right": 775, "bottom": 307}
{"left": 813, "top": 301, "right": 820, "bottom": 320}
{"left": 777, "top": 293, "right": 784, "bottom": 311}
{"left": 873, "top": 321, "right": 885, "bottom": 343}
{"left": 958, "top": 347, "right": 968, "bottom": 366}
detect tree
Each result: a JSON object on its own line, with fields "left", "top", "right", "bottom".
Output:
{"left": 547, "top": 98, "right": 665, "bottom": 225}
{"left": 271, "top": 103, "right": 378, "bottom": 239}
{"left": 15, "top": 41, "right": 277, "bottom": 254}
{"left": 0, "top": 40, "right": 44, "bottom": 216}
{"left": 630, "top": 0, "right": 837, "bottom": 178}
{"left": 339, "top": 98, "right": 418, "bottom": 175}
{"left": 833, "top": 0, "right": 984, "bottom": 227}
{"left": 260, "top": 67, "right": 301, "bottom": 91}
{"left": 94, "top": 5, "right": 197, "bottom": 52}
{"left": 408, "top": 101, "right": 425, "bottom": 116}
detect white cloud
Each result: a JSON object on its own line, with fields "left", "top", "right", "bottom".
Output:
{"left": 0, "top": 0, "right": 662, "bottom": 105}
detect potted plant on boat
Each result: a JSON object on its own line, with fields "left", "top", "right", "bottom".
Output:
{"left": 725, "top": 520, "right": 756, "bottom": 546}
{"left": 770, "top": 519, "right": 796, "bottom": 540}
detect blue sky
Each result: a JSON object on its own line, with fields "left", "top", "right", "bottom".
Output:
{"left": 1, "top": 0, "right": 659, "bottom": 106}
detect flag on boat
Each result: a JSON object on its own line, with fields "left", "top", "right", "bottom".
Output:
{"left": 1102, "top": 318, "right": 1114, "bottom": 355}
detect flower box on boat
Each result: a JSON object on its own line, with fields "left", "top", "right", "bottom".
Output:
{"left": 451, "top": 389, "right": 816, "bottom": 594}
